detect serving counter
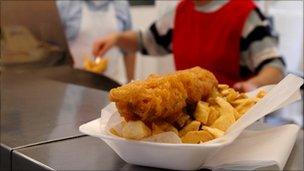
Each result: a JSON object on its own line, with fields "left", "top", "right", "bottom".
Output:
{"left": 1, "top": 67, "right": 116, "bottom": 170}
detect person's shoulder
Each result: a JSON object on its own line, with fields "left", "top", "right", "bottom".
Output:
{"left": 56, "top": 0, "right": 72, "bottom": 8}
{"left": 56, "top": 0, "right": 81, "bottom": 11}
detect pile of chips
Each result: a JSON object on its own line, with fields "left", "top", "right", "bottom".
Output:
{"left": 110, "top": 84, "right": 266, "bottom": 144}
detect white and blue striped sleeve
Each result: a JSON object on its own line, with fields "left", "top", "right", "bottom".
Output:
{"left": 138, "top": 8, "right": 176, "bottom": 56}
{"left": 240, "top": 7, "right": 286, "bottom": 77}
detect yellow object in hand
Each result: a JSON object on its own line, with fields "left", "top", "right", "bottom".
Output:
{"left": 83, "top": 56, "right": 108, "bottom": 74}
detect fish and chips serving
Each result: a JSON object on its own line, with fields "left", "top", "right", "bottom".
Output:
{"left": 108, "top": 67, "right": 265, "bottom": 143}
{"left": 79, "top": 67, "right": 302, "bottom": 170}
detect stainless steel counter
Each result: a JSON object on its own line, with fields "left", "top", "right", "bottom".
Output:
{"left": 12, "top": 137, "right": 168, "bottom": 171}
{"left": 10, "top": 130, "right": 303, "bottom": 171}
{"left": 1, "top": 71, "right": 109, "bottom": 148}
{"left": 1, "top": 68, "right": 116, "bottom": 171}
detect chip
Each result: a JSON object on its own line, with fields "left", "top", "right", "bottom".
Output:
{"left": 175, "top": 113, "right": 191, "bottom": 128}
{"left": 178, "top": 121, "right": 201, "bottom": 137}
{"left": 206, "top": 106, "right": 221, "bottom": 126}
{"left": 256, "top": 90, "right": 266, "bottom": 98}
{"left": 152, "top": 121, "right": 178, "bottom": 135}
{"left": 151, "top": 123, "right": 163, "bottom": 135}
{"left": 202, "top": 126, "right": 224, "bottom": 138}
{"left": 235, "top": 99, "right": 256, "bottom": 117}
{"left": 181, "top": 130, "right": 214, "bottom": 144}
{"left": 222, "top": 88, "right": 239, "bottom": 102}
{"left": 194, "top": 101, "right": 210, "bottom": 124}
{"left": 211, "top": 113, "right": 235, "bottom": 132}
{"left": 215, "top": 97, "right": 238, "bottom": 120}
{"left": 218, "top": 84, "right": 229, "bottom": 90}
{"left": 122, "top": 120, "right": 151, "bottom": 140}
{"left": 211, "top": 97, "right": 236, "bottom": 131}
{"left": 109, "top": 121, "right": 126, "bottom": 137}
{"left": 207, "top": 88, "right": 222, "bottom": 105}
{"left": 83, "top": 56, "right": 108, "bottom": 74}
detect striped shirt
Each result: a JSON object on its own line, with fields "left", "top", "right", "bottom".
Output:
{"left": 138, "top": 0, "right": 285, "bottom": 75}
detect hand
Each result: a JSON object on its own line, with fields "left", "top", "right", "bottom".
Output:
{"left": 92, "top": 33, "right": 119, "bottom": 57}
{"left": 233, "top": 81, "right": 258, "bottom": 92}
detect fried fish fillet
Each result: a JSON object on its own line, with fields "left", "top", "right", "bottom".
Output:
{"left": 109, "top": 67, "right": 218, "bottom": 125}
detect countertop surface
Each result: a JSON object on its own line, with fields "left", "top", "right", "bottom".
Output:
{"left": 11, "top": 130, "right": 303, "bottom": 171}
{"left": 1, "top": 68, "right": 112, "bottom": 148}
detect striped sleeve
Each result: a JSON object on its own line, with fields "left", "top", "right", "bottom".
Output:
{"left": 240, "top": 7, "right": 286, "bottom": 76}
{"left": 138, "top": 8, "right": 175, "bottom": 56}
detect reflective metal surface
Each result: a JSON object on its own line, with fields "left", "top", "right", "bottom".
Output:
{"left": 12, "top": 131, "right": 303, "bottom": 171}
{"left": 3, "top": 65, "right": 121, "bottom": 92}
{"left": 1, "top": 71, "right": 110, "bottom": 148}
{"left": 34, "top": 66, "right": 121, "bottom": 92}
{"left": 12, "top": 136, "right": 169, "bottom": 171}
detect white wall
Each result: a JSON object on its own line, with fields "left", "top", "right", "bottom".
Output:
{"left": 268, "top": 1, "right": 303, "bottom": 74}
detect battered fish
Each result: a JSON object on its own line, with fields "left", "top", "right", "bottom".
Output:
{"left": 109, "top": 67, "right": 218, "bottom": 125}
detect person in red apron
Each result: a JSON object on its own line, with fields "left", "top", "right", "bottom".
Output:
{"left": 56, "top": 0, "right": 135, "bottom": 84}
{"left": 93, "top": 0, "right": 285, "bottom": 92}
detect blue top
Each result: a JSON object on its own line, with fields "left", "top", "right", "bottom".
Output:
{"left": 56, "top": 0, "right": 132, "bottom": 41}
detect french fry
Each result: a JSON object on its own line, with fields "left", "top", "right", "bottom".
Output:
{"left": 194, "top": 101, "right": 210, "bottom": 124}
{"left": 235, "top": 99, "right": 256, "bottom": 116}
{"left": 207, "top": 88, "right": 222, "bottom": 105}
{"left": 151, "top": 123, "right": 164, "bottom": 135}
{"left": 220, "top": 88, "right": 234, "bottom": 96}
{"left": 237, "top": 93, "right": 248, "bottom": 99}
{"left": 175, "top": 113, "right": 191, "bottom": 128}
{"left": 109, "top": 121, "right": 126, "bottom": 137}
{"left": 218, "top": 84, "right": 229, "bottom": 90}
{"left": 211, "top": 97, "right": 236, "bottom": 131}
{"left": 178, "top": 121, "right": 201, "bottom": 137}
{"left": 152, "top": 121, "right": 178, "bottom": 135}
{"left": 256, "top": 90, "right": 266, "bottom": 98}
{"left": 122, "top": 121, "right": 151, "bottom": 140}
{"left": 211, "top": 113, "right": 235, "bottom": 131}
{"left": 226, "top": 91, "right": 239, "bottom": 103}
{"left": 83, "top": 57, "right": 108, "bottom": 74}
{"left": 181, "top": 130, "right": 214, "bottom": 144}
{"left": 215, "top": 97, "right": 238, "bottom": 119}
{"left": 206, "top": 106, "right": 221, "bottom": 126}
{"left": 231, "top": 98, "right": 249, "bottom": 106}
{"left": 202, "top": 126, "right": 224, "bottom": 138}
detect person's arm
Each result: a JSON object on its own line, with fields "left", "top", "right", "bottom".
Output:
{"left": 234, "top": 8, "right": 286, "bottom": 92}
{"left": 114, "top": 0, "right": 135, "bottom": 81}
{"left": 234, "top": 66, "right": 284, "bottom": 91}
{"left": 92, "top": 7, "right": 176, "bottom": 57}
{"left": 124, "top": 53, "right": 136, "bottom": 82}
{"left": 92, "top": 31, "right": 139, "bottom": 57}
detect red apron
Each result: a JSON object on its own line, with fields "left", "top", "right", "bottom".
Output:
{"left": 173, "top": 0, "right": 256, "bottom": 86}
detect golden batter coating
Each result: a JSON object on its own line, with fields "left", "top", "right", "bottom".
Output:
{"left": 109, "top": 67, "right": 218, "bottom": 125}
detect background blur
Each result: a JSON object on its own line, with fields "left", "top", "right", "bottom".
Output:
{"left": 131, "top": 1, "right": 303, "bottom": 80}
{"left": 1, "top": 0, "right": 303, "bottom": 126}
{"left": 1, "top": 1, "right": 303, "bottom": 77}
